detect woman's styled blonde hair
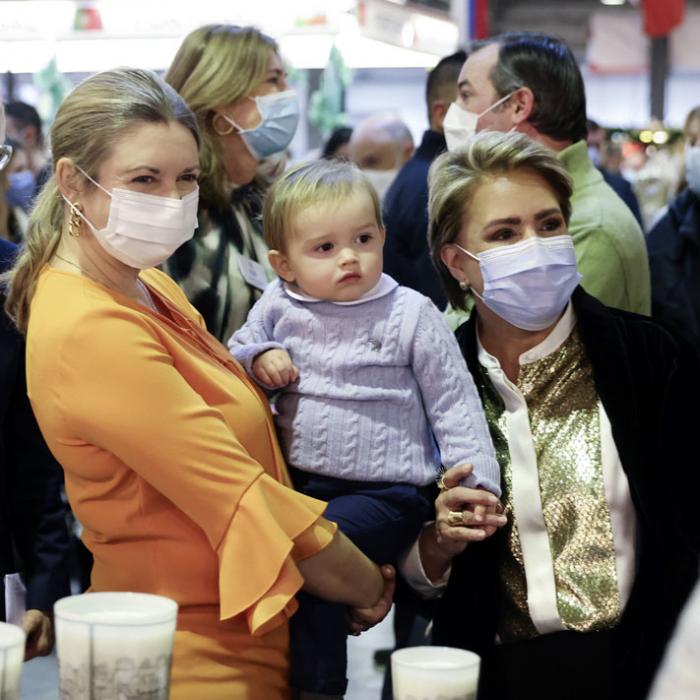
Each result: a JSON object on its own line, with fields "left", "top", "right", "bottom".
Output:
{"left": 262, "top": 159, "right": 383, "bottom": 252}
{"left": 2, "top": 67, "right": 200, "bottom": 333}
{"left": 427, "top": 130, "right": 573, "bottom": 310}
{"left": 165, "top": 25, "right": 279, "bottom": 210}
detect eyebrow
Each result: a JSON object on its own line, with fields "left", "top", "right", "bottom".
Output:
{"left": 123, "top": 165, "right": 200, "bottom": 174}
{"left": 354, "top": 222, "right": 379, "bottom": 230}
{"left": 457, "top": 78, "right": 472, "bottom": 90}
{"left": 303, "top": 233, "right": 332, "bottom": 245}
{"left": 482, "top": 208, "right": 562, "bottom": 229}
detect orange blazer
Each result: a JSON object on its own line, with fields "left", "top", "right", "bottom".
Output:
{"left": 26, "top": 267, "right": 335, "bottom": 637}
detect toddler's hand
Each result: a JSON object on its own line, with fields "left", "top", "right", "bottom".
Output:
{"left": 252, "top": 349, "right": 299, "bottom": 388}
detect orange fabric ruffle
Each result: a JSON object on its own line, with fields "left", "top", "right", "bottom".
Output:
{"left": 217, "top": 473, "right": 337, "bottom": 636}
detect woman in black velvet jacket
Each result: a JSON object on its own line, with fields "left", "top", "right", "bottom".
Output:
{"left": 403, "top": 131, "right": 700, "bottom": 700}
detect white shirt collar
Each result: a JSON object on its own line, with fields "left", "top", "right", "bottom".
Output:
{"left": 282, "top": 273, "right": 398, "bottom": 306}
{"left": 477, "top": 302, "right": 576, "bottom": 370}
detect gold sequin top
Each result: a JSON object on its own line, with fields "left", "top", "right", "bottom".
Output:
{"left": 480, "top": 327, "right": 622, "bottom": 643}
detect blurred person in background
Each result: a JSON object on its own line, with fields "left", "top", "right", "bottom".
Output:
{"left": 383, "top": 50, "right": 466, "bottom": 309}
{"left": 348, "top": 113, "right": 414, "bottom": 201}
{"left": 646, "top": 106, "right": 700, "bottom": 350}
{"left": 586, "top": 119, "right": 642, "bottom": 227}
{"left": 165, "top": 24, "right": 299, "bottom": 340}
{"left": 443, "top": 33, "right": 649, "bottom": 326}
{"left": 4, "top": 101, "right": 50, "bottom": 195}
{"left": 0, "top": 138, "right": 31, "bottom": 241}
{"left": 0, "top": 103, "right": 71, "bottom": 661}
{"left": 321, "top": 126, "right": 353, "bottom": 160}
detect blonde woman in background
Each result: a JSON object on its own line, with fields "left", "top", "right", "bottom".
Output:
{"left": 165, "top": 24, "right": 298, "bottom": 339}
{"left": 3, "top": 67, "right": 391, "bottom": 700}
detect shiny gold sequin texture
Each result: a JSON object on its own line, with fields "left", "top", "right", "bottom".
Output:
{"left": 480, "top": 329, "right": 621, "bottom": 642}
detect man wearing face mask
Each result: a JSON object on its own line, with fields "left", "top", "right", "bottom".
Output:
{"left": 443, "top": 33, "right": 649, "bottom": 326}
{"left": 348, "top": 113, "right": 414, "bottom": 202}
{"left": 647, "top": 106, "right": 700, "bottom": 351}
{"left": 382, "top": 50, "right": 467, "bottom": 309}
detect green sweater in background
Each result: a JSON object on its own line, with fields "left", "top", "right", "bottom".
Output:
{"left": 445, "top": 140, "right": 651, "bottom": 330}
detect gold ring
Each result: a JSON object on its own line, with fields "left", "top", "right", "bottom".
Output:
{"left": 436, "top": 474, "right": 448, "bottom": 491}
{"left": 447, "top": 510, "right": 463, "bottom": 527}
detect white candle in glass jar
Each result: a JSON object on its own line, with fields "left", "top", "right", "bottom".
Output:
{"left": 54, "top": 592, "right": 177, "bottom": 700}
{"left": 392, "top": 646, "right": 480, "bottom": 700}
{"left": 0, "top": 622, "right": 25, "bottom": 700}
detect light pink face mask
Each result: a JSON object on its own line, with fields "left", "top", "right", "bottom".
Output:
{"left": 63, "top": 166, "right": 199, "bottom": 269}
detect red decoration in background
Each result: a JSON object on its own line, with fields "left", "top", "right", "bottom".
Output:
{"left": 470, "top": 0, "right": 489, "bottom": 40}
{"left": 73, "top": 5, "right": 103, "bottom": 32}
{"left": 642, "top": 0, "right": 684, "bottom": 37}
{"left": 476, "top": 0, "right": 489, "bottom": 39}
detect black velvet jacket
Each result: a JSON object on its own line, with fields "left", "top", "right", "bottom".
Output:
{"left": 432, "top": 287, "right": 700, "bottom": 698}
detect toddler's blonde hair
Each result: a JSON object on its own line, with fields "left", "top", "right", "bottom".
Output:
{"left": 263, "top": 159, "right": 383, "bottom": 252}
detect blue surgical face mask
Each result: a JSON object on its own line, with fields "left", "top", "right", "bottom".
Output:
{"left": 454, "top": 235, "right": 582, "bottom": 331}
{"left": 6, "top": 169, "right": 36, "bottom": 211}
{"left": 221, "top": 90, "right": 299, "bottom": 160}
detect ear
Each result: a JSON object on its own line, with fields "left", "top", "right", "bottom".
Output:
{"left": 509, "top": 86, "right": 535, "bottom": 127}
{"left": 268, "top": 249, "right": 295, "bottom": 283}
{"left": 211, "top": 111, "right": 236, "bottom": 137}
{"left": 440, "top": 244, "right": 471, "bottom": 288}
{"left": 55, "top": 157, "right": 87, "bottom": 202}
{"left": 401, "top": 141, "right": 414, "bottom": 164}
{"left": 377, "top": 226, "right": 386, "bottom": 246}
{"left": 430, "top": 99, "right": 449, "bottom": 131}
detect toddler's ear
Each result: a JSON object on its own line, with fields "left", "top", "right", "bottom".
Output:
{"left": 268, "top": 249, "right": 295, "bottom": 283}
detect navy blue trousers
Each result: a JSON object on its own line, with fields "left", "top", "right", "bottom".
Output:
{"left": 288, "top": 469, "right": 433, "bottom": 696}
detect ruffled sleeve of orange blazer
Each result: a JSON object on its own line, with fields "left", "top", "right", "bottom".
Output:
{"left": 27, "top": 268, "right": 336, "bottom": 637}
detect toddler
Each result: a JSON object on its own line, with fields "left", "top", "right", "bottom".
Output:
{"left": 228, "top": 159, "right": 500, "bottom": 698}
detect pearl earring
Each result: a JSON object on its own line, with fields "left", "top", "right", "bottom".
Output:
{"left": 459, "top": 280, "right": 469, "bottom": 291}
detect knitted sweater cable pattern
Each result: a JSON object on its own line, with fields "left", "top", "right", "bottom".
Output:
{"left": 229, "top": 279, "right": 500, "bottom": 495}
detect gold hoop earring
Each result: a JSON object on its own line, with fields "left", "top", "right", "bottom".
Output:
{"left": 68, "top": 203, "right": 83, "bottom": 237}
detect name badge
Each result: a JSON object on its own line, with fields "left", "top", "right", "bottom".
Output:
{"left": 238, "top": 255, "right": 270, "bottom": 291}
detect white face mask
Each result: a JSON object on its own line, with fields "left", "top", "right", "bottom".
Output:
{"left": 685, "top": 145, "right": 700, "bottom": 197}
{"left": 443, "top": 92, "right": 515, "bottom": 152}
{"left": 455, "top": 235, "right": 582, "bottom": 331}
{"left": 363, "top": 168, "right": 399, "bottom": 201}
{"left": 64, "top": 167, "right": 199, "bottom": 269}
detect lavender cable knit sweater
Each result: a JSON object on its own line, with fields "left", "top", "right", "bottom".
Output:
{"left": 228, "top": 276, "right": 500, "bottom": 495}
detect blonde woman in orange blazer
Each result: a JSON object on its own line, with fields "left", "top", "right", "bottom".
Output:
{"left": 2, "top": 68, "right": 388, "bottom": 700}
